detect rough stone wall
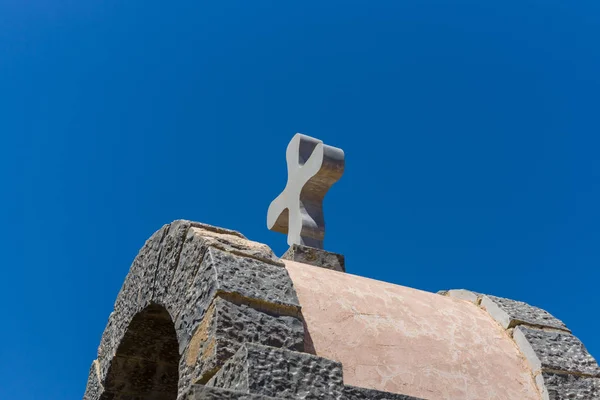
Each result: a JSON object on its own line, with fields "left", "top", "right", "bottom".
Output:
{"left": 84, "top": 220, "right": 425, "bottom": 400}
{"left": 84, "top": 220, "right": 304, "bottom": 399}
{"left": 87, "top": 219, "right": 596, "bottom": 400}
{"left": 440, "top": 289, "right": 600, "bottom": 400}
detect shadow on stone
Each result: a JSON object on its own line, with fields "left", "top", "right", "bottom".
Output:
{"left": 102, "top": 303, "right": 179, "bottom": 400}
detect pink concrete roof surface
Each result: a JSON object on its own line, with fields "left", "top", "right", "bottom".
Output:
{"left": 285, "top": 260, "right": 541, "bottom": 400}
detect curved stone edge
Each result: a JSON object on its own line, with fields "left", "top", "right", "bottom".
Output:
{"left": 83, "top": 360, "right": 103, "bottom": 400}
{"left": 85, "top": 218, "right": 427, "bottom": 400}
{"left": 439, "top": 289, "right": 600, "bottom": 400}
{"left": 84, "top": 220, "right": 299, "bottom": 399}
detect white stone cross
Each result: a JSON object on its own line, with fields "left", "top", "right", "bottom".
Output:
{"left": 267, "top": 133, "right": 345, "bottom": 248}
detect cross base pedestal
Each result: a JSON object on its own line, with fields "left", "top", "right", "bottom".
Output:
{"left": 281, "top": 244, "right": 345, "bottom": 273}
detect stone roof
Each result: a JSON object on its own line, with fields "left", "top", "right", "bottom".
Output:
{"left": 83, "top": 220, "right": 600, "bottom": 400}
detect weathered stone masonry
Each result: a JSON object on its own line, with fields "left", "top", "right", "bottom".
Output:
{"left": 85, "top": 219, "right": 599, "bottom": 399}
{"left": 84, "top": 220, "right": 419, "bottom": 400}
{"left": 440, "top": 290, "right": 600, "bottom": 400}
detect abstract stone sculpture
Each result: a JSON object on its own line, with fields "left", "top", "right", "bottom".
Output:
{"left": 267, "top": 133, "right": 344, "bottom": 249}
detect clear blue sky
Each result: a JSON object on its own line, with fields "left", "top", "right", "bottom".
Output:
{"left": 1, "top": 1, "right": 599, "bottom": 398}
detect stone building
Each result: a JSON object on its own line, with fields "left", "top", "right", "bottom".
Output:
{"left": 83, "top": 219, "right": 600, "bottom": 400}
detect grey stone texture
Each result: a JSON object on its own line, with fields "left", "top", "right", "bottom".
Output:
{"left": 86, "top": 220, "right": 307, "bottom": 400}
{"left": 97, "top": 224, "right": 170, "bottom": 381}
{"left": 153, "top": 220, "right": 198, "bottom": 306}
{"left": 162, "top": 224, "right": 283, "bottom": 322}
{"left": 88, "top": 220, "right": 600, "bottom": 400}
{"left": 83, "top": 361, "right": 103, "bottom": 400}
{"left": 281, "top": 244, "right": 346, "bottom": 272}
{"left": 88, "top": 220, "right": 397, "bottom": 400}
{"left": 207, "top": 343, "right": 345, "bottom": 399}
{"left": 538, "top": 372, "right": 600, "bottom": 400}
{"left": 480, "top": 294, "right": 569, "bottom": 331}
{"left": 183, "top": 296, "right": 304, "bottom": 385}
{"left": 344, "top": 385, "right": 425, "bottom": 400}
{"left": 174, "top": 246, "right": 300, "bottom": 354}
{"left": 137, "top": 224, "right": 169, "bottom": 311}
{"left": 182, "top": 385, "right": 279, "bottom": 400}
{"left": 513, "top": 326, "right": 600, "bottom": 377}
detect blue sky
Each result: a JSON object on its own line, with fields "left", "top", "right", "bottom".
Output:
{"left": 1, "top": 1, "right": 599, "bottom": 398}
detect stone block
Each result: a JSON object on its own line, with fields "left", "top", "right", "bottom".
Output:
{"left": 184, "top": 297, "right": 304, "bottom": 384}
{"left": 137, "top": 224, "right": 170, "bottom": 309}
{"left": 207, "top": 343, "right": 344, "bottom": 399}
{"left": 480, "top": 295, "right": 569, "bottom": 331}
{"left": 153, "top": 219, "right": 258, "bottom": 307}
{"left": 175, "top": 247, "right": 300, "bottom": 353}
{"left": 513, "top": 326, "right": 600, "bottom": 377}
{"left": 281, "top": 244, "right": 345, "bottom": 272}
{"left": 344, "top": 385, "right": 425, "bottom": 400}
{"left": 537, "top": 372, "right": 600, "bottom": 400}
{"left": 188, "top": 221, "right": 247, "bottom": 239}
{"left": 183, "top": 385, "right": 279, "bottom": 399}
{"left": 153, "top": 220, "right": 195, "bottom": 305}
{"left": 161, "top": 225, "right": 284, "bottom": 318}
{"left": 444, "top": 289, "right": 480, "bottom": 304}
{"left": 164, "top": 226, "right": 210, "bottom": 320}
{"left": 189, "top": 226, "right": 283, "bottom": 267}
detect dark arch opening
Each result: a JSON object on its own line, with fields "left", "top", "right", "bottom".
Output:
{"left": 102, "top": 303, "right": 179, "bottom": 400}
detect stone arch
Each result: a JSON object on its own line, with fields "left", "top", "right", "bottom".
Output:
{"left": 102, "top": 303, "right": 179, "bottom": 399}
{"left": 84, "top": 219, "right": 600, "bottom": 399}
{"left": 83, "top": 220, "right": 306, "bottom": 399}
